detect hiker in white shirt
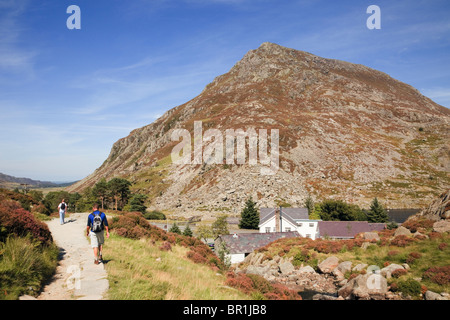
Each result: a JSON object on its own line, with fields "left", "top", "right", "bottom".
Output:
{"left": 58, "top": 199, "right": 67, "bottom": 225}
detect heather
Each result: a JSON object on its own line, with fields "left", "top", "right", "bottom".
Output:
{"left": 107, "top": 211, "right": 301, "bottom": 299}
{"left": 0, "top": 197, "right": 58, "bottom": 300}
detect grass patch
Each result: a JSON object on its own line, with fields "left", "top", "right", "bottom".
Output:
{"left": 103, "top": 234, "right": 250, "bottom": 300}
{"left": 0, "top": 236, "right": 59, "bottom": 300}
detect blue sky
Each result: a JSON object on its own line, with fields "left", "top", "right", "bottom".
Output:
{"left": 0, "top": 0, "right": 449, "bottom": 182}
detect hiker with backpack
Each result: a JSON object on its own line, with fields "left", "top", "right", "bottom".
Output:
{"left": 86, "top": 203, "right": 110, "bottom": 265}
{"left": 58, "top": 199, "right": 67, "bottom": 225}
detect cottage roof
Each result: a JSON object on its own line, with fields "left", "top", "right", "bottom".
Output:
{"left": 317, "top": 221, "right": 385, "bottom": 238}
{"left": 259, "top": 207, "right": 309, "bottom": 226}
{"left": 217, "top": 232, "right": 300, "bottom": 254}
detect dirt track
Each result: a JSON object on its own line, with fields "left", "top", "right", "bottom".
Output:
{"left": 37, "top": 213, "right": 109, "bottom": 300}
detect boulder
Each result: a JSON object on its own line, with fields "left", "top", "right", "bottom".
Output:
{"left": 332, "top": 261, "right": 352, "bottom": 281}
{"left": 279, "top": 261, "right": 295, "bottom": 275}
{"left": 353, "top": 263, "right": 368, "bottom": 272}
{"left": 380, "top": 264, "right": 404, "bottom": 279}
{"left": 298, "top": 266, "right": 316, "bottom": 274}
{"left": 318, "top": 256, "right": 339, "bottom": 274}
{"left": 433, "top": 220, "right": 450, "bottom": 233}
{"left": 394, "top": 226, "right": 411, "bottom": 237}
{"left": 335, "top": 261, "right": 353, "bottom": 274}
{"left": 363, "top": 232, "right": 380, "bottom": 241}
{"left": 338, "top": 273, "right": 388, "bottom": 300}
{"left": 424, "top": 290, "right": 448, "bottom": 300}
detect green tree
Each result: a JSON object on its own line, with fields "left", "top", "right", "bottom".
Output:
{"left": 239, "top": 197, "right": 259, "bottom": 229}
{"left": 212, "top": 214, "right": 229, "bottom": 238}
{"left": 75, "top": 187, "right": 98, "bottom": 212}
{"left": 196, "top": 224, "right": 213, "bottom": 242}
{"left": 144, "top": 210, "right": 166, "bottom": 220}
{"left": 183, "top": 224, "right": 193, "bottom": 237}
{"left": 169, "top": 223, "right": 181, "bottom": 234}
{"left": 319, "top": 199, "right": 365, "bottom": 221}
{"left": 127, "top": 194, "right": 147, "bottom": 214}
{"left": 92, "top": 178, "right": 109, "bottom": 210}
{"left": 366, "top": 198, "right": 389, "bottom": 223}
{"left": 304, "top": 195, "right": 315, "bottom": 219}
{"left": 107, "top": 178, "right": 131, "bottom": 210}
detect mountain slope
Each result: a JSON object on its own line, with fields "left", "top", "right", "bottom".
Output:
{"left": 0, "top": 172, "right": 59, "bottom": 189}
{"left": 67, "top": 42, "right": 450, "bottom": 215}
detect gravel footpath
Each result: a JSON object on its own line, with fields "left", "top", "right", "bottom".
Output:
{"left": 35, "top": 212, "right": 109, "bottom": 300}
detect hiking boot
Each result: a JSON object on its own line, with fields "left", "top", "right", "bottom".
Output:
{"left": 94, "top": 259, "right": 99, "bottom": 265}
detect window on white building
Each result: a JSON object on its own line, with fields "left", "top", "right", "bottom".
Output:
{"left": 309, "top": 223, "right": 314, "bottom": 227}
{"left": 285, "top": 227, "right": 291, "bottom": 232}
{"left": 306, "top": 234, "right": 311, "bottom": 238}
{"left": 265, "top": 227, "right": 271, "bottom": 233}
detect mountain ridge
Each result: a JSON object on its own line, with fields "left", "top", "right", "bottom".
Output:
{"left": 0, "top": 172, "right": 63, "bottom": 189}
{"left": 67, "top": 42, "right": 450, "bottom": 216}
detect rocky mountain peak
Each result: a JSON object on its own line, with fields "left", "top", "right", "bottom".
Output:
{"left": 67, "top": 43, "right": 450, "bottom": 216}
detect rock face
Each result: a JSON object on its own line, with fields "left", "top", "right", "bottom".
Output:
{"left": 67, "top": 42, "right": 450, "bottom": 215}
{"left": 414, "top": 189, "right": 450, "bottom": 221}
{"left": 405, "top": 189, "right": 450, "bottom": 234}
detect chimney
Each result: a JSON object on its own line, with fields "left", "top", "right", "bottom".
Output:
{"left": 275, "top": 207, "right": 281, "bottom": 232}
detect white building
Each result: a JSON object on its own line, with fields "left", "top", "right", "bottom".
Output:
{"left": 258, "top": 207, "right": 320, "bottom": 240}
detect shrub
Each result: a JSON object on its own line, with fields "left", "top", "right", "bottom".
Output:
{"left": 423, "top": 266, "right": 450, "bottom": 285}
{"left": 391, "top": 269, "right": 408, "bottom": 278}
{"left": 225, "top": 272, "right": 301, "bottom": 300}
{"left": 159, "top": 241, "right": 172, "bottom": 251}
{"left": 0, "top": 200, "right": 52, "bottom": 245}
{"left": 402, "top": 217, "right": 434, "bottom": 233}
{"left": 406, "top": 252, "right": 422, "bottom": 264}
{"left": 144, "top": 210, "right": 166, "bottom": 220}
{"left": 390, "top": 235, "right": 415, "bottom": 247}
{"left": 397, "top": 278, "right": 422, "bottom": 298}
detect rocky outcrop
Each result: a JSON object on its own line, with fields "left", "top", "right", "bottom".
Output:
{"left": 415, "top": 189, "right": 450, "bottom": 221}
{"left": 238, "top": 252, "right": 336, "bottom": 294}
{"left": 238, "top": 253, "right": 407, "bottom": 300}
{"left": 405, "top": 189, "right": 450, "bottom": 234}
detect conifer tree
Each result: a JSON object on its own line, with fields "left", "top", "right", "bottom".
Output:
{"left": 183, "top": 224, "right": 193, "bottom": 237}
{"left": 239, "top": 197, "right": 259, "bottom": 229}
{"left": 367, "top": 197, "right": 389, "bottom": 223}
{"left": 169, "top": 222, "right": 181, "bottom": 234}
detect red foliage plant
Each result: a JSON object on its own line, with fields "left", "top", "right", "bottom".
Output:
{"left": 0, "top": 200, "right": 52, "bottom": 245}
{"left": 402, "top": 217, "right": 434, "bottom": 233}
{"left": 390, "top": 235, "right": 416, "bottom": 247}
{"left": 225, "top": 272, "right": 301, "bottom": 300}
{"left": 423, "top": 266, "right": 450, "bottom": 285}
{"left": 391, "top": 269, "right": 408, "bottom": 278}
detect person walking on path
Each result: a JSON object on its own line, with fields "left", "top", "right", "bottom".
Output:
{"left": 58, "top": 199, "right": 67, "bottom": 225}
{"left": 86, "top": 203, "right": 109, "bottom": 265}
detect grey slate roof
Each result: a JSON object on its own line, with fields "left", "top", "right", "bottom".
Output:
{"left": 216, "top": 231, "right": 300, "bottom": 254}
{"left": 317, "top": 221, "right": 386, "bottom": 239}
{"left": 259, "top": 207, "right": 309, "bottom": 226}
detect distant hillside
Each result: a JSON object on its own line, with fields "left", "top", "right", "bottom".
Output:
{"left": 0, "top": 172, "right": 76, "bottom": 189}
